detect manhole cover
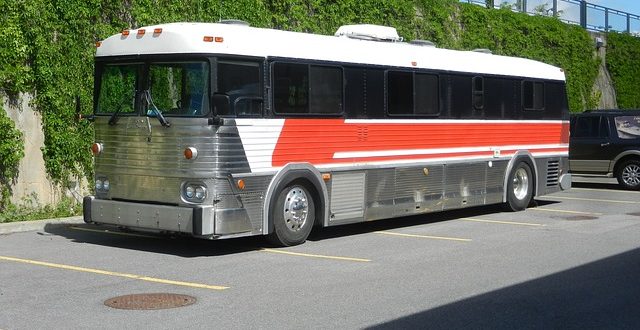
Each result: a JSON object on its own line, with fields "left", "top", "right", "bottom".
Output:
{"left": 627, "top": 212, "right": 640, "bottom": 217}
{"left": 564, "top": 215, "right": 598, "bottom": 221}
{"left": 104, "top": 293, "right": 196, "bottom": 310}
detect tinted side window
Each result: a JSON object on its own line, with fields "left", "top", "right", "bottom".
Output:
{"left": 484, "top": 77, "right": 517, "bottom": 119}
{"left": 472, "top": 76, "right": 484, "bottom": 110}
{"left": 218, "top": 60, "right": 262, "bottom": 117}
{"left": 273, "top": 62, "right": 308, "bottom": 114}
{"left": 273, "top": 62, "right": 343, "bottom": 115}
{"left": 309, "top": 66, "right": 342, "bottom": 114}
{"left": 573, "top": 116, "right": 608, "bottom": 138}
{"left": 523, "top": 81, "right": 544, "bottom": 110}
{"left": 387, "top": 71, "right": 413, "bottom": 115}
{"left": 415, "top": 73, "right": 439, "bottom": 115}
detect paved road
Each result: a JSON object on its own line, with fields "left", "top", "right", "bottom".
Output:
{"left": 1, "top": 178, "right": 639, "bottom": 329}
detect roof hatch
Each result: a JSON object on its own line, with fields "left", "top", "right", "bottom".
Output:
{"left": 335, "top": 24, "right": 402, "bottom": 42}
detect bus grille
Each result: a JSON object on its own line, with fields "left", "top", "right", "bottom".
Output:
{"left": 546, "top": 160, "right": 560, "bottom": 187}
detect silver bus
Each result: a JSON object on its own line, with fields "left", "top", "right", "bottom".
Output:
{"left": 83, "top": 22, "right": 571, "bottom": 246}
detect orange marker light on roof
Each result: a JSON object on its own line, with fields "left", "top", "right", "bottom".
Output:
{"left": 153, "top": 28, "right": 163, "bottom": 34}
{"left": 137, "top": 29, "right": 146, "bottom": 36}
{"left": 203, "top": 36, "right": 214, "bottom": 42}
{"left": 215, "top": 37, "right": 224, "bottom": 43}
{"left": 121, "top": 30, "right": 130, "bottom": 36}
{"left": 95, "top": 41, "right": 102, "bottom": 47}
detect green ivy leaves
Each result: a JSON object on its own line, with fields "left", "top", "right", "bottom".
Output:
{"left": 0, "top": 107, "right": 24, "bottom": 209}
{"left": 606, "top": 32, "right": 640, "bottom": 109}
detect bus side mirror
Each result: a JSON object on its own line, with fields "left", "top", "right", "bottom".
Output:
{"left": 212, "top": 93, "right": 231, "bottom": 116}
{"left": 75, "top": 95, "right": 95, "bottom": 122}
{"left": 209, "top": 93, "right": 230, "bottom": 125}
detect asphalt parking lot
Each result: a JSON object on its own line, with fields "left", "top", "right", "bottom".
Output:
{"left": 1, "top": 177, "right": 639, "bottom": 329}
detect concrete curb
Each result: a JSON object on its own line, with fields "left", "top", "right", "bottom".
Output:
{"left": 0, "top": 216, "right": 85, "bottom": 235}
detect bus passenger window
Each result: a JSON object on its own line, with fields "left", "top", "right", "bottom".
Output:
{"left": 273, "top": 62, "right": 343, "bottom": 115}
{"left": 273, "top": 62, "right": 308, "bottom": 114}
{"left": 217, "top": 60, "right": 262, "bottom": 117}
{"left": 472, "top": 76, "right": 484, "bottom": 110}
{"left": 415, "top": 73, "right": 439, "bottom": 115}
{"left": 309, "top": 65, "right": 343, "bottom": 114}
{"left": 523, "top": 80, "right": 544, "bottom": 110}
{"left": 387, "top": 71, "right": 413, "bottom": 115}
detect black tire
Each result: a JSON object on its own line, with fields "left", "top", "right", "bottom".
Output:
{"left": 506, "top": 161, "right": 534, "bottom": 212}
{"left": 616, "top": 159, "right": 640, "bottom": 190}
{"left": 267, "top": 182, "right": 315, "bottom": 246}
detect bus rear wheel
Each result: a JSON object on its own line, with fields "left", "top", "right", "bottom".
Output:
{"left": 267, "top": 183, "right": 315, "bottom": 246}
{"left": 506, "top": 161, "right": 534, "bottom": 211}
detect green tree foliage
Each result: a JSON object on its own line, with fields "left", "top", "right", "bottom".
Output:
{"left": 606, "top": 32, "right": 640, "bottom": 109}
{"left": 0, "top": 107, "right": 24, "bottom": 210}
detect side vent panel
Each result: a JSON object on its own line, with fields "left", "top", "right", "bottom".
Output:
{"left": 546, "top": 159, "right": 560, "bottom": 187}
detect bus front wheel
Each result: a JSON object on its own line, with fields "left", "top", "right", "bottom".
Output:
{"left": 506, "top": 161, "right": 534, "bottom": 212}
{"left": 267, "top": 182, "right": 315, "bottom": 246}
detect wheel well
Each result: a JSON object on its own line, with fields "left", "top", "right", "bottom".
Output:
{"left": 508, "top": 156, "right": 537, "bottom": 198}
{"left": 288, "top": 178, "right": 324, "bottom": 227}
{"left": 267, "top": 173, "right": 326, "bottom": 233}
{"left": 614, "top": 155, "right": 640, "bottom": 176}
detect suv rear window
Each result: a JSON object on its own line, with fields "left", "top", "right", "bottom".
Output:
{"left": 614, "top": 115, "right": 640, "bottom": 139}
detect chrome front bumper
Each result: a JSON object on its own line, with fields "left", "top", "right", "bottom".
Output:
{"left": 83, "top": 196, "right": 253, "bottom": 237}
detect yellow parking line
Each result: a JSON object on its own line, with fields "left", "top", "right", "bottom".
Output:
{"left": 549, "top": 196, "right": 640, "bottom": 204}
{"left": 70, "top": 226, "right": 159, "bottom": 239}
{"left": 261, "top": 248, "right": 371, "bottom": 262}
{"left": 461, "top": 217, "right": 546, "bottom": 227}
{"left": 531, "top": 208, "right": 603, "bottom": 216}
{"left": 0, "top": 255, "right": 229, "bottom": 291}
{"left": 375, "top": 231, "right": 471, "bottom": 242}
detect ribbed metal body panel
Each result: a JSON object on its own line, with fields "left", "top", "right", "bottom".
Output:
{"left": 94, "top": 116, "right": 250, "bottom": 205}
{"left": 330, "top": 172, "right": 366, "bottom": 222}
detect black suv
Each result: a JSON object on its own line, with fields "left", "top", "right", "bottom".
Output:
{"left": 569, "top": 110, "right": 640, "bottom": 190}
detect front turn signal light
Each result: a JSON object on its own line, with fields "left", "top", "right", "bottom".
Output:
{"left": 184, "top": 147, "right": 198, "bottom": 160}
{"left": 91, "top": 143, "right": 103, "bottom": 156}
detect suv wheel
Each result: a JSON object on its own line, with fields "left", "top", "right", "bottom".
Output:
{"left": 616, "top": 159, "right": 640, "bottom": 190}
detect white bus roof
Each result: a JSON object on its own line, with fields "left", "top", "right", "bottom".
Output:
{"left": 96, "top": 22, "right": 566, "bottom": 81}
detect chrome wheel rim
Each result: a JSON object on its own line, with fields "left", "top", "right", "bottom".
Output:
{"left": 282, "top": 187, "right": 309, "bottom": 232}
{"left": 622, "top": 164, "right": 640, "bottom": 187}
{"left": 513, "top": 167, "right": 529, "bottom": 200}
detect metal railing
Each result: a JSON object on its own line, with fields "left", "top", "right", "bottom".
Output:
{"left": 460, "top": 0, "right": 640, "bottom": 34}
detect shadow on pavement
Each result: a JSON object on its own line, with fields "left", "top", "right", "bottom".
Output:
{"left": 572, "top": 181, "right": 624, "bottom": 191}
{"left": 369, "top": 247, "right": 640, "bottom": 329}
{"left": 43, "top": 201, "right": 550, "bottom": 257}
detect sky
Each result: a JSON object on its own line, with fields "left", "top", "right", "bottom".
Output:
{"left": 489, "top": 0, "right": 640, "bottom": 32}
{"left": 589, "top": 1, "right": 640, "bottom": 15}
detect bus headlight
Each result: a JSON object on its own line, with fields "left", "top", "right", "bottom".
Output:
{"left": 185, "top": 186, "right": 195, "bottom": 199}
{"left": 195, "top": 186, "right": 205, "bottom": 200}
{"left": 182, "top": 183, "right": 207, "bottom": 202}
{"left": 95, "top": 177, "right": 110, "bottom": 192}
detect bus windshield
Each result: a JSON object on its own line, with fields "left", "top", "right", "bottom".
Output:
{"left": 96, "top": 60, "right": 210, "bottom": 117}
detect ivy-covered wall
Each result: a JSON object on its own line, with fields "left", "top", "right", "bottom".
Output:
{"left": 0, "top": 0, "right": 636, "bottom": 208}
{"left": 606, "top": 32, "right": 640, "bottom": 109}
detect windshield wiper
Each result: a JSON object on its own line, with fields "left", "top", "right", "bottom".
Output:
{"left": 143, "top": 90, "right": 171, "bottom": 127}
{"left": 108, "top": 104, "right": 123, "bottom": 126}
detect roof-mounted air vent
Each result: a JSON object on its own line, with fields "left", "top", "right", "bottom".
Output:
{"left": 335, "top": 24, "right": 402, "bottom": 42}
{"left": 410, "top": 40, "right": 436, "bottom": 47}
{"left": 218, "top": 19, "right": 250, "bottom": 26}
{"left": 472, "top": 48, "right": 492, "bottom": 54}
